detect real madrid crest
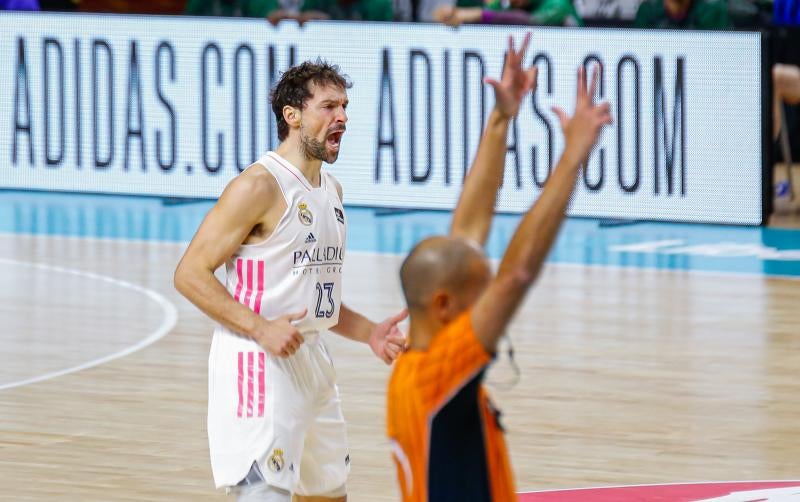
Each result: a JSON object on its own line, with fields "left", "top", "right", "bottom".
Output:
{"left": 268, "top": 448, "right": 285, "bottom": 473}
{"left": 297, "top": 202, "right": 313, "bottom": 226}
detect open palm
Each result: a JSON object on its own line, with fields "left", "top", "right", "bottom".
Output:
{"left": 485, "top": 33, "right": 538, "bottom": 119}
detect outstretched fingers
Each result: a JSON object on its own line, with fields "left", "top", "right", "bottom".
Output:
{"left": 521, "top": 66, "right": 538, "bottom": 96}
{"left": 576, "top": 66, "right": 587, "bottom": 103}
{"left": 503, "top": 32, "right": 532, "bottom": 75}
{"left": 484, "top": 76, "right": 501, "bottom": 90}
{"left": 551, "top": 106, "right": 569, "bottom": 131}
{"left": 387, "top": 308, "right": 409, "bottom": 326}
{"left": 518, "top": 31, "right": 531, "bottom": 58}
{"left": 587, "top": 63, "right": 600, "bottom": 103}
{"left": 596, "top": 101, "right": 613, "bottom": 125}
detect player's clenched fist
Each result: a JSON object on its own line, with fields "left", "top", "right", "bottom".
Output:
{"left": 256, "top": 309, "right": 307, "bottom": 358}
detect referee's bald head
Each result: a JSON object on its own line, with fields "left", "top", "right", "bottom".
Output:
{"left": 400, "top": 236, "right": 490, "bottom": 319}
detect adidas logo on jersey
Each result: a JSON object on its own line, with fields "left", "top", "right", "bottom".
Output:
{"left": 305, "top": 233, "right": 317, "bottom": 244}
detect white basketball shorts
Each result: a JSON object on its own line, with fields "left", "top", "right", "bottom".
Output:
{"left": 207, "top": 329, "right": 350, "bottom": 496}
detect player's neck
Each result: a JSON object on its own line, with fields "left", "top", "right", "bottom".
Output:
{"left": 407, "top": 317, "right": 443, "bottom": 351}
{"left": 275, "top": 141, "right": 323, "bottom": 187}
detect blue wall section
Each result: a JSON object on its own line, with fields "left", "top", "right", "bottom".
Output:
{"left": 2, "top": 191, "right": 799, "bottom": 277}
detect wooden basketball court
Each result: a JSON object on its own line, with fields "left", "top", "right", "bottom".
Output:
{"left": 1, "top": 197, "right": 799, "bottom": 500}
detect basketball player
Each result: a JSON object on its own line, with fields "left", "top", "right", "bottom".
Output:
{"left": 387, "top": 35, "right": 612, "bottom": 501}
{"left": 174, "top": 61, "right": 407, "bottom": 501}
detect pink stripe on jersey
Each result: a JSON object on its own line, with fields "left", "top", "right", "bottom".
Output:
{"left": 258, "top": 352, "right": 266, "bottom": 417}
{"left": 234, "top": 259, "right": 244, "bottom": 302}
{"left": 243, "top": 260, "right": 254, "bottom": 308}
{"left": 237, "top": 352, "right": 244, "bottom": 418}
{"left": 253, "top": 261, "right": 265, "bottom": 315}
{"left": 246, "top": 352, "right": 254, "bottom": 418}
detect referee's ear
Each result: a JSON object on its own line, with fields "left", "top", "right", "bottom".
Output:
{"left": 431, "top": 290, "right": 458, "bottom": 324}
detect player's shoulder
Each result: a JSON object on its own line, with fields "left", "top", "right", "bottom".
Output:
{"left": 220, "top": 163, "right": 281, "bottom": 206}
{"left": 324, "top": 170, "right": 344, "bottom": 201}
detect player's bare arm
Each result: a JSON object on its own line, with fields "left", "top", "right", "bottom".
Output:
{"left": 327, "top": 177, "right": 408, "bottom": 364}
{"left": 471, "top": 65, "right": 612, "bottom": 351}
{"left": 174, "top": 166, "right": 306, "bottom": 358}
{"left": 450, "top": 33, "right": 537, "bottom": 247}
{"left": 331, "top": 306, "right": 407, "bottom": 364}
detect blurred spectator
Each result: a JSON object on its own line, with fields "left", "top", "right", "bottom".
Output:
{"left": 633, "top": 0, "right": 799, "bottom": 155}
{"left": 394, "top": 0, "right": 444, "bottom": 21}
{"left": 0, "top": 0, "right": 40, "bottom": 9}
{"left": 433, "top": 0, "right": 582, "bottom": 26}
{"left": 633, "top": 0, "right": 731, "bottom": 28}
{"left": 40, "top": 0, "right": 78, "bottom": 9}
{"left": 774, "top": 0, "right": 800, "bottom": 24}
{"left": 726, "top": 0, "right": 771, "bottom": 27}
{"left": 774, "top": 64, "right": 800, "bottom": 139}
{"left": 185, "top": 0, "right": 272, "bottom": 16}
{"left": 291, "top": 0, "right": 393, "bottom": 20}
{"left": 185, "top": 0, "right": 391, "bottom": 22}
{"left": 572, "top": 0, "right": 644, "bottom": 22}
{"left": 773, "top": 28, "right": 800, "bottom": 148}
{"left": 80, "top": 0, "right": 183, "bottom": 13}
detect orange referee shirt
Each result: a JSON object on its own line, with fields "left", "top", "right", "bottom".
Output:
{"left": 387, "top": 311, "right": 516, "bottom": 502}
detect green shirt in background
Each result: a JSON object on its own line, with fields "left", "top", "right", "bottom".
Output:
{"left": 301, "top": 0, "right": 393, "bottom": 20}
{"left": 186, "top": 0, "right": 392, "bottom": 20}
{"left": 185, "top": 0, "right": 273, "bottom": 16}
{"left": 633, "top": 0, "right": 732, "bottom": 29}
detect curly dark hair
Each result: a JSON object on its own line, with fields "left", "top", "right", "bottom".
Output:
{"left": 270, "top": 60, "right": 352, "bottom": 142}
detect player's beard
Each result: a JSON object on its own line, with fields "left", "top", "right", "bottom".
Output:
{"left": 300, "top": 125, "right": 340, "bottom": 164}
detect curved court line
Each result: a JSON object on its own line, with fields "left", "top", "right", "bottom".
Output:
{"left": 0, "top": 258, "right": 178, "bottom": 391}
{"left": 3, "top": 232, "right": 799, "bottom": 280}
{"left": 518, "top": 479, "right": 800, "bottom": 494}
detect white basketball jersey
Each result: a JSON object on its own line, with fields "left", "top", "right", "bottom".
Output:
{"left": 224, "top": 151, "right": 346, "bottom": 335}
{"left": 207, "top": 151, "right": 349, "bottom": 489}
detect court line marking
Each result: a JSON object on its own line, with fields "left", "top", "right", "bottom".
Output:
{"left": 4, "top": 243, "right": 799, "bottom": 487}
{"left": 0, "top": 258, "right": 178, "bottom": 391}
{"left": 534, "top": 259, "right": 800, "bottom": 281}
{"left": 0, "top": 231, "right": 188, "bottom": 248}
{"left": 518, "top": 479, "right": 800, "bottom": 494}
{"left": 1, "top": 231, "right": 799, "bottom": 280}
{"left": 345, "top": 251, "right": 800, "bottom": 281}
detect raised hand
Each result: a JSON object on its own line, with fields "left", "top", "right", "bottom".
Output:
{"left": 433, "top": 5, "right": 482, "bottom": 26}
{"left": 256, "top": 309, "right": 307, "bottom": 358}
{"left": 484, "top": 33, "right": 538, "bottom": 119}
{"left": 266, "top": 9, "right": 302, "bottom": 26}
{"left": 368, "top": 309, "right": 409, "bottom": 365}
{"left": 552, "top": 65, "right": 613, "bottom": 167}
{"left": 299, "top": 10, "right": 331, "bottom": 24}
{"left": 433, "top": 5, "right": 458, "bottom": 25}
